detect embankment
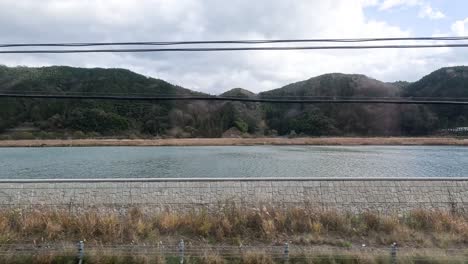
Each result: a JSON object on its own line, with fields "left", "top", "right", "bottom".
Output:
{"left": 1, "top": 178, "right": 466, "bottom": 213}
{"left": 0, "top": 137, "right": 468, "bottom": 147}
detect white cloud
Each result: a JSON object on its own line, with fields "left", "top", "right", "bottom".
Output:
{"left": 379, "top": 0, "right": 445, "bottom": 20}
{"left": 0, "top": 0, "right": 462, "bottom": 94}
{"left": 360, "top": 0, "right": 380, "bottom": 7}
{"left": 418, "top": 5, "right": 445, "bottom": 19}
{"left": 379, "top": 0, "right": 422, "bottom": 10}
{"left": 451, "top": 18, "right": 468, "bottom": 36}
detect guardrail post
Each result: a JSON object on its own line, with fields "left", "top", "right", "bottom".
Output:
{"left": 77, "top": 240, "right": 84, "bottom": 264}
{"left": 284, "top": 242, "right": 289, "bottom": 263}
{"left": 178, "top": 239, "right": 185, "bottom": 264}
{"left": 390, "top": 242, "right": 397, "bottom": 264}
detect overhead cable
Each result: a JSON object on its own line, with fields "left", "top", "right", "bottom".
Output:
{"left": 2, "top": 93, "right": 468, "bottom": 105}
{"left": 1, "top": 36, "right": 468, "bottom": 48}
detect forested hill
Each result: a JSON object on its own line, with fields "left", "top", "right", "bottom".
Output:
{"left": 404, "top": 66, "right": 468, "bottom": 97}
{"left": 0, "top": 65, "right": 467, "bottom": 139}
{"left": 259, "top": 73, "right": 402, "bottom": 136}
{"left": 260, "top": 73, "right": 399, "bottom": 97}
{"left": 0, "top": 66, "right": 213, "bottom": 137}
{"left": 400, "top": 67, "right": 468, "bottom": 134}
{"left": 0, "top": 65, "right": 198, "bottom": 95}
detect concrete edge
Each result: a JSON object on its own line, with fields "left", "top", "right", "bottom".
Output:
{"left": 0, "top": 177, "right": 466, "bottom": 183}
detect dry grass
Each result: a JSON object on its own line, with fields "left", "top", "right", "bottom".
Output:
{"left": 242, "top": 252, "right": 274, "bottom": 264}
{"left": 0, "top": 137, "right": 467, "bottom": 147}
{"left": 201, "top": 252, "right": 226, "bottom": 264}
{"left": 0, "top": 207, "right": 466, "bottom": 248}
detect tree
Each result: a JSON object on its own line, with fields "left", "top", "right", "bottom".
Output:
{"left": 67, "top": 108, "right": 128, "bottom": 133}
{"left": 0, "top": 117, "right": 6, "bottom": 133}
{"left": 288, "top": 110, "right": 336, "bottom": 136}
{"left": 234, "top": 119, "right": 248, "bottom": 133}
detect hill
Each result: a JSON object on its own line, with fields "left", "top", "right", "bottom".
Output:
{"left": 1, "top": 65, "right": 467, "bottom": 139}
{"left": 221, "top": 88, "right": 255, "bottom": 97}
{"left": 219, "top": 88, "right": 265, "bottom": 135}
{"left": 260, "top": 73, "right": 401, "bottom": 136}
{"left": 0, "top": 66, "right": 217, "bottom": 138}
{"left": 261, "top": 73, "right": 398, "bottom": 97}
{"left": 400, "top": 66, "right": 468, "bottom": 134}
{"left": 404, "top": 66, "right": 468, "bottom": 97}
{"left": 0, "top": 65, "right": 195, "bottom": 95}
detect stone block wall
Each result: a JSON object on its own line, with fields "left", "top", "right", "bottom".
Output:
{"left": 0, "top": 178, "right": 466, "bottom": 213}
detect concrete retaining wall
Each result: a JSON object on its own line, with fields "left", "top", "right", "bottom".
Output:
{"left": 0, "top": 178, "right": 467, "bottom": 213}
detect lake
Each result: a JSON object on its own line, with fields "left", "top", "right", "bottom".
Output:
{"left": 0, "top": 146, "right": 467, "bottom": 179}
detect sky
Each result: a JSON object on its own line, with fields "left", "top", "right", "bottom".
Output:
{"left": 1, "top": 0, "right": 468, "bottom": 94}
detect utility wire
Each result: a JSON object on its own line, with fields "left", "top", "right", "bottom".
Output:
{"left": 2, "top": 93, "right": 468, "bottom": 105}
{"left": 2, "top": 90, "right": 468, "bottom": 100}
{"left": 1, "top": 43, "right": 468, "bottom": 54}
{"left": 1, "top": 36, "right": 468, "bottom": 48}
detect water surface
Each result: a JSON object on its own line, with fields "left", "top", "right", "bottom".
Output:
{"left": 0, "top": 146, "right": 467, "bottom": 179}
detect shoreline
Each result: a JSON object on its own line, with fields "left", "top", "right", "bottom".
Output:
{"left": 0, "top": 137, "right": 467, "bottom": 147}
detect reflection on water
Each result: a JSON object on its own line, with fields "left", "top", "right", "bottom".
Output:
{"left": 0, "top": 146, "right": 467, "bottom": 179}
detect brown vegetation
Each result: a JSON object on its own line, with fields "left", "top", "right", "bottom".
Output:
{"left": 0, "top": 137, "right": 467, "bottom": 147}
{"left": 0, "top": 207, "right": 466, "bottom": 248}
{"left": 0, "top": 207, "right": 466, "bottom": 262}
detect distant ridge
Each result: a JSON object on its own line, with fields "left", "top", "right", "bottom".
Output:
{"left": 0, "top": 65, "right": 467, "bottom": 138}
{"left": 221, "top": 88, "right": 256, "bottom": 97}
{"left": 260, "top": 73, "right": 398, "bottom": 97}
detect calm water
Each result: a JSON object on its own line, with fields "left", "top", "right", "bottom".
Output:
{"left": 0, "top": 146, "right": 467, "bottom": 179}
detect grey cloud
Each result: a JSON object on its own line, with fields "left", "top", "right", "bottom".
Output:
{"left": 0, "top": 0, "right": 466, "bottom": 94}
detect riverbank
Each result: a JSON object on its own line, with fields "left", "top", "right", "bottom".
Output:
{"left": 1, "top": 178, "right": 466, "bottom": 213}
{"left": 0, "top": 137, "right": 467, "bottom": 147}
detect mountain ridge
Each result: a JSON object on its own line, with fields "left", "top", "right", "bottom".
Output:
{"left": 1, "top": 65, "right": 467, "bottom": 138}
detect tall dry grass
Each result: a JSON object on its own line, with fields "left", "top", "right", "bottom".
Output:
{"left": 0, "top": 207, "right": 466, "bottom": 248}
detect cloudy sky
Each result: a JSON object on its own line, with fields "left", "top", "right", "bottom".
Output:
{"left": 1, "top": 0, "right": 468, "bottom": 94}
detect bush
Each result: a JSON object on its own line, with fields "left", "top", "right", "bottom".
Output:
{"left": 234, "top": 119, "right": 249, "bottom": 133}
{"left": 0, "top": 134, "right": 11, "bottom": 140}
{"left": 10, "top": 131, "right": 35, "bottom": 140}
{"left": 32, "top": 131, "right": 58, "bottom": 139}
{"left": 67, "top": 108, "right": 129, "bottom": 133}
{"left": 127, "top": 133, "right": 139, "bottom": 140}
{"left": 0, "top": 119, "right": 6, "bottom": 133}
{"left": 288, "top": 130, "right": 297, "bottom": 138}
{"left": 72, "top": 130, "right": 86, "bottom": 139}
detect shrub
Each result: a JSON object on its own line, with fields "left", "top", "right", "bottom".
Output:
{"left": 234, "top": 119, "right": 249, "bottom": 134}
{"left": 68, "top": 108, "right": 129, "bottom": 133}
{"left": 72, "top": 130, "right": 86, "bottom": 139}
{"left": 10, "top": 131, "right": 35, "bottom": 140}
{"left": 0, "top": 134, "right": 11, "bottom": 140}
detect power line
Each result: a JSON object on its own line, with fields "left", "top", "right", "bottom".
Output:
{"left": 2, "top": 90, "right": 468, "bottom": 100}
{"left": 2, "top": 93, "right": 468, "bottom": 105}
{"left": 1, "top": 43, "right": 467, "bottom": 54}
{"left": 1, "top": 36, "right": 468, "bottom": 48}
